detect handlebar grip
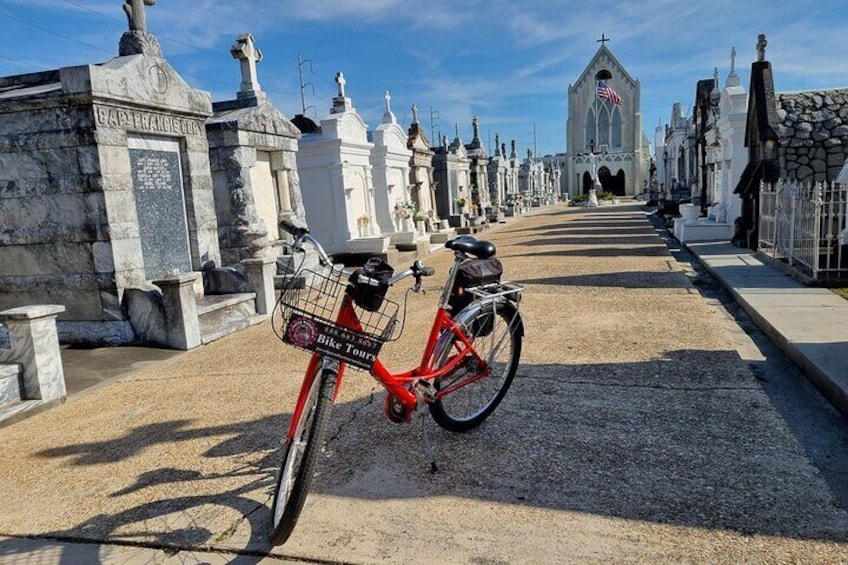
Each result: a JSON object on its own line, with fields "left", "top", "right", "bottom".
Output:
{"left": 279, "top": 220, "right": 310, "bottom": 238}
{"left": 421, "top": 266, "right": 436, "bottom": 277}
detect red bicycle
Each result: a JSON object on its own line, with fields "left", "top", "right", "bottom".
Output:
{"left": 269, "top": 221, "right": 524, "bottom": 545}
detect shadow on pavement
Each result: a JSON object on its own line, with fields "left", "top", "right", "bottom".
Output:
{"left": 21, "top": 350, "right": 846, "bottom": 562}
{"left": 515, "top": 272, "right": 688, "bottom": 288}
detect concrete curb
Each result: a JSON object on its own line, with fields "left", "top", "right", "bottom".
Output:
{"left": 685, "top": 241, "right": 848, "bottom": 419}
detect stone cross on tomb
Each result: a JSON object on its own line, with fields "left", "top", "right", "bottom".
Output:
{"left": 756, "top": 34, "right": 767, "bottom": 62}
{"left": 411, "top": 104, "right": 419, "bottom": 124}
{"left": 335, "top": 72, "right": 346, "bottom": 98}
{"left": 124, "top": 0, "right": 156, "bottom": 33}
{"left": 230, "top": 34, "right": 263, "bottom": 95}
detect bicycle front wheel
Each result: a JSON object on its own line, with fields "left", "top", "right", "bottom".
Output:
{"left": 429, "top": 301, "right": 522, "bottom": 432}
{"left": 269, "top": 366, "right": 336, "bottom": 546}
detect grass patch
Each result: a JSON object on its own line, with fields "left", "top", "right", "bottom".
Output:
{"left": 831, "top": 288, "right": 848, "bottom": 301}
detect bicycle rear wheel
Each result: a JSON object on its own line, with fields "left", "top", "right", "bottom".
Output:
{"left": 429, "top": 301, "right": 522, "bottom": 432}
{"left": 269, "top": 366, "right": 336, "bottom": 545}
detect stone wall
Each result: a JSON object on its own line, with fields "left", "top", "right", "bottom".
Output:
{"left": 777, "top": 89, "right": 848, "bottom": 183}
{"left": 0, "top": 85, "right": 115, "bottom": 326}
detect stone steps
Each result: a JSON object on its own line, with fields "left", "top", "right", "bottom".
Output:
{"left": 197, "top": 293, "right": 262, "bottom": 345}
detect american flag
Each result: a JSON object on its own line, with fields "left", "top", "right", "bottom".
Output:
{"left": 596, "top": 80, "right": 623, "bottom": 105}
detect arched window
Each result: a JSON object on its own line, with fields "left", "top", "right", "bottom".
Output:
{"left": 598, "top": 106, "right": 610, "bottom": 147}
{"left": 611, "top": 106, "right": 622, "bottom": 148}
{"left": 585, "top": 108, "right": 595, "bottom": 151}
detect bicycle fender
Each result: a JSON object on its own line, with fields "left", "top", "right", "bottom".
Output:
{"left": 432, "top": 299, "right": 524, "bottom": 365}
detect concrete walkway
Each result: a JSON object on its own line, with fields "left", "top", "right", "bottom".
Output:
{"left": 0, "top": 203, "right": 846, "bottom": 564}
{"left": 686, "top": 241, "right": 848, "bottom": 419}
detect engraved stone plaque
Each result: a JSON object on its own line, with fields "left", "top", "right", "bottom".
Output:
{"left": 130, "top": 148, "right": 192, "bottom": 280}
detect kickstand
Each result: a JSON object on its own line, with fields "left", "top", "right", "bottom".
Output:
{"left": 420, "top": 411, "right": 439, "bottom": 473}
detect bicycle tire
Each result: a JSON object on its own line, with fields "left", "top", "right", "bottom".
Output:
{"left": 269, "top": 367, "right": 337, "bottom": 545}
{"left": 429, "top": 301, "right": 522, "bottom": 433}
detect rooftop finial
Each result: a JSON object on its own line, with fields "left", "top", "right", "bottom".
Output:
{"left": 230, "top": 34, "right": 263, "bottom": 96}
{"left": 335, "top": 72, "right": 346, "bottom": 98}
{"left": 382, "top": 90, "right": 396, "bottom": 124}
{"left": 123, "top": 0, "right": 156, "bottom": 33}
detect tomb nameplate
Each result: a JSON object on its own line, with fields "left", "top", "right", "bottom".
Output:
{"left": 130, "top": 148, "right": 192, "bottom": 280}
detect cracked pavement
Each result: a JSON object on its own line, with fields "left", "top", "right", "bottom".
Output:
{"left": 0, "top": 203, "right": 846, "bottom": 564}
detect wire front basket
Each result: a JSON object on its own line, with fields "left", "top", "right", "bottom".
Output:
{"left": 272, "top": 260, "right": 401, "bottom": 370}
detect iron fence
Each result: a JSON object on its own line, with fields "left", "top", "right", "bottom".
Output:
{"left": 759, "top": 180, "right": 847, "bottom": 282}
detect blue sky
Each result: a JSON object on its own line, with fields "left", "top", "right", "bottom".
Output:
{"left": 1, "top": 1, "right": 847, "bottom": 158}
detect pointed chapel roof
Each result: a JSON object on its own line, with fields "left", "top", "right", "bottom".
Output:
{"left": 572, "top": 44, "right": 638, "bottom": 89}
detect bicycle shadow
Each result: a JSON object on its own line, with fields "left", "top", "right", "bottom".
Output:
{"left": 12, "top": 348, "right": 844, "bottom": 563}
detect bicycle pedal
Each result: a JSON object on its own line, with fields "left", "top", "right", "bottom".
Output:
{"left": 384, "top": 394, "right": 412, "bottom": 423}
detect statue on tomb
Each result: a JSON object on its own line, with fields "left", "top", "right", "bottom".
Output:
{"left": 756, "top": 34, "right": 767, "bottom": 62}
{"left": 123, "top": 0, "right": 156, "bottom": 33}
{"left": 730, "top": 46, "right": 737, "bottom": 75}
{"left": 411, "top": 103, "right": 419, "bottom": 124}
{"left": 472, "top": 116, "right": 480, "bottom": 141}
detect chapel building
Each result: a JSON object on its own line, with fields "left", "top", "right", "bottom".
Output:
{"left": 564, "top": 42, "right": 650, "bottom": 196}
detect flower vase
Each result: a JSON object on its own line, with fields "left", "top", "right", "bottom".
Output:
{"left": 358, "top": 224, "right": 368, "bottom": 238}
{"left": 402, "top": 218, "right": 414, "bottom": 232}
{"left": 416, "top": 220, "right": 426, "bottom": 236}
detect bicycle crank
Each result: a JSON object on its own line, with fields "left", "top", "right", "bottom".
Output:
{"left": 384, "top": 393, "right": 412, "bottom": 423}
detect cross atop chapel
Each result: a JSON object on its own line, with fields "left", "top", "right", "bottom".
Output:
{"left": 596, "top": 33, "right": 610, "bottom": 46}
{"left": 230, "top": 34, "right": 263, "bottom": 96}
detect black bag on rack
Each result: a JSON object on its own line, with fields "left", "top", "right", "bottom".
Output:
{"left": 448, "top": 257, "right": 503, "bottom": 336}
{"left": 350, "top": 257, "right": 395, "bottom": 312}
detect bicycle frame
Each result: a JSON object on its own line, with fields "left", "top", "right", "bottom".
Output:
{"left": 285, "top": 270, "right": 493, "bottom": 442}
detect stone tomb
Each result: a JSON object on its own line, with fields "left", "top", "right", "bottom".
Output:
{"left": 433, "top": 132, "right": 472, "bottom": 229}
{"left": 487, "top": 133, "right": 508, "bottom": 222}
{"left": 0, "top": 36, "right": 219, "bottom": 345}
{"left": 368, "top": 92, "right": 425, "bottom": 255}
{"left": 407, "top": 105, "right": 454, "bottom": 243}
{"left": 296, "top": 73, "right": 390, "bottom": 258}
{"left": 206, "top": 34, "right": 305, "bottom": 295}
{"left": 465, "top": 116, "right": 491, "bottom": 223}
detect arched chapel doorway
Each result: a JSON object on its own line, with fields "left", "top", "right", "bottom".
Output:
{"left": 582, "top": 171, "right": 593, "bottom": 194}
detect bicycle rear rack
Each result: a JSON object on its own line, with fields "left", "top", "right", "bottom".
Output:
{"left": 467, "top": 281, "right": 523, "bottom": 303}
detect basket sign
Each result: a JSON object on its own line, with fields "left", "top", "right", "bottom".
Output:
{"left": 283, "top": 313, "right": 382, "bottom": 370}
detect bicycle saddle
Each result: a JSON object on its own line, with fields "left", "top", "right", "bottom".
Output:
{"left": 445, "top": 236, "right": 497, "bottom": 259}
